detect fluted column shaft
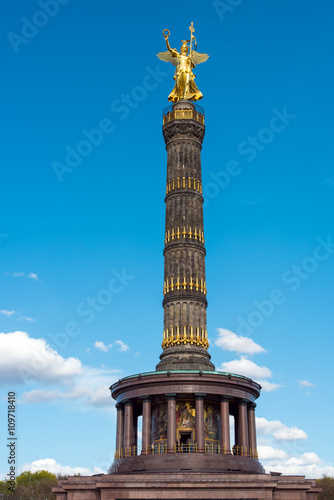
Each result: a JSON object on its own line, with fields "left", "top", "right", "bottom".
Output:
{"left": 141, "top": 397, "right": 152, "bottom": 455}
{"left": 124, "top": 400, "right": 133, "bottom": 452}
{"left": 234, "top": 413, "right": 239, "bottom": 448}
{"left": 133, "top": 412, "right": 138, "bottom": 451}
{"left": 248, "top": 403, "right": 257, "bottom": 456}
{"left": 115, "top": 403, "right": 124, "bottom": 455}
{"left": 220, "top": 397, "right": 231, "bottom": 454}
{"left": 195, "top": 394, "right": 205, "bottom": 453}
{"left": 166, "top": 394, "right": 176, "bottom": 453}
{"left": 238, "top": 400, "right": 249, "bottom": 455}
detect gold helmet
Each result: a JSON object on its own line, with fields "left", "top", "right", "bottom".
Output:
{"left": 180, "top": 40, "right": 190, "bottom": 54}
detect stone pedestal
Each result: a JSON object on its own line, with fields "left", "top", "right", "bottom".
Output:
{"left": 54, "top": 471, "right": 321, "bottom": 499}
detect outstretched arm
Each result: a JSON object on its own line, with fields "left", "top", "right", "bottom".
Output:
{"left": 165, "top": 35, "right": 178, "bottom": 57}
{"left": 165, "top": 36, "right": 171, "bottom": 51}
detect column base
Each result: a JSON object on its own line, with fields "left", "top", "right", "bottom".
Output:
{"left": 54, "top": 470, "right": 321, "bottom": 499}
{"left": 156, "top": 345, "right": 215, "bottom": 371}
{"left": 108, "top": 453, "right": 265, "bottom": 474}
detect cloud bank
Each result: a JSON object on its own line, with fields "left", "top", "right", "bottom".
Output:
{"left": 21, "top": 458, "right": 104, "bottom": 476}
{"left": 0, "top": 331, "right": 82, "bottom": 384}
{"left": 215, "top": 328, "right": 266, "bottom": 354}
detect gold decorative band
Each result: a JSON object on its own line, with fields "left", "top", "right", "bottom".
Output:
{"left": 163, "top": 108, "right": 204, "bottom": 125}
{"left": 162, "top": 326, "right": 209, "bottom": 349}
{"left": 165, "top": 227, "right": 205, "bottom": 244}
{"left": 166, "top": 177, "right": 203, "bottom": 195}
{"left": 163, "top": 277, "right": 207, "bottom": 295}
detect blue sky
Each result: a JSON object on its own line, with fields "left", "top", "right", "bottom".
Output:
{"left": 1, "top": 0, "right": 334, "bottom": 479}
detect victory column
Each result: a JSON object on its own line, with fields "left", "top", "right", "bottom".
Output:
{"left": 54, "top": 24, "right": 321, "bottom": 500}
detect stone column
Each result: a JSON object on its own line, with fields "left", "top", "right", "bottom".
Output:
{"left": 115, "top": 403, "right": 124, "bottom": 458}
{"left": 220, "top": 397, "right": 231, "bottom": 454}
{"left": 141, "top": 397, "right": 152, "bottom": 455}
{"left": 166, "top": 394, "right": 176, "bottom": 454}
{"left": 124, "top": 400, "right": 133, "bottom": 455}
{"left": 133, "top": 412, "right": 138, "bottom": 452}
{"left": 195, "top": 394, "right": 205, "bottom": 453}
{"left": 238, "top": 399, "right": 249, "bottom": 456}
{"left": 234, "top": 413, "right": 239, "bottom": 452}
{"left": 156, "top": 101, "right": 215, "bottom": 374}
{"left": 248, "top": 403, "right": 257, "bottom": 458}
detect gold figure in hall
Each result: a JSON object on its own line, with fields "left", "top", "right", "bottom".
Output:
{"left": 157, "top": 23, "right": 209, "bottom": 102}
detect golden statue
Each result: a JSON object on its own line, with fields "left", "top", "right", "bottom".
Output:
{"left": 157, "top": 22, "right": 209, "bottom": 102}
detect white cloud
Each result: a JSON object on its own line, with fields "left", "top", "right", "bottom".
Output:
{"left": 94, "top": 340, "right": 129, "bottom": 353}
{"left": 256, "top": 380, "right": 281, "bottom": 392}
{"left": 27, "top": 272, "right": 38, "bottom": 280}
{"left": 261, "top": 451, "right": 334, "bottom": 478}
{"left": 94, "top": 341, "right": 113, "bottom": 353}
{"left": 256, "top": 419, "right": 332, "bottom": 478}
{"left": 215, "top": 328, "right": 266, "bottom": 355}
{"left": 23, "top": 389, "right": 64, "bottom": 402}
{"left": 220, "top": 357, "right": 272, "bottom": 380}
{"left": 256, "top": 417, "right": 307, "bottom": 441}
{"left": 0, "top": 331, "right": 120, "bottom": 409}
{"left": 298, "top": 452, "right": 322, "bottom": 465}
{"left": 274, "top": 426, "right": 308, "bottom": 441}
{"left": 4, "top": 272, "right": 38, "bottom": 280}
{"left": 21, "top": 458, "right": 105, "bottom": 476}
{"left": 0, "top": 312, "right": 35, "bottom": 322}
{"left": 0, "top": 310, "right": 15, "bottom": 316}
{"left": 22, "top": 366, "right": 119, "bottom": 409}
{"left": 298, "top": 380, "right": 317, "bottom": 388}
{"left": 114, "top": 340, "right": 129, "bottom": 352}
{"left": 0, "top": 331, "right": 82, "bottom": 384}
{"left": 258, "top": 445, "right": 289, "bottom": 460}
{"left": 219, "top": 357, "right": 280, "bottom": 392}
{"left": 256, "top": 417, "right": 284, "bottom": 435}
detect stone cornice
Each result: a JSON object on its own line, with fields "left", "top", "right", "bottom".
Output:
{"left": 163, "top": 120, "right": 205, "bottom": 146}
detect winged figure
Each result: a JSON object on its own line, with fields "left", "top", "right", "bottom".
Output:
{"left": 157, "top": 28, "right": 209, "bottom": 102}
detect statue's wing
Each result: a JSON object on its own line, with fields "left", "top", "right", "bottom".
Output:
{"left": 156, "top": 51, "right": 178, "bottom": 66}
{"left": 191, "top": 50, "right": 209, "bottom": 66}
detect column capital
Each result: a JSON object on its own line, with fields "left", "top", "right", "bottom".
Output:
{"left": 248, "top": 403, "right": 257, "bottom": 410}
{"left": 139, "top": 395, "right": 151, "bottom": 402}
{"left": 194, "top": 393, "right": 206, "bottom": 399}
{"left": 220, "top": 396, "right": 233, "bottom": 402}
{"left": 116, "top": 403, "right": 124, "bottom": 410}
{"left": 165, "top": 393, "right": 177, "bottom": 400}
{"left": 239, "top": 398, "right": 250, "bottom": 406}
{"left": 123, "top": 399, "right": 133, "bottom": 407}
